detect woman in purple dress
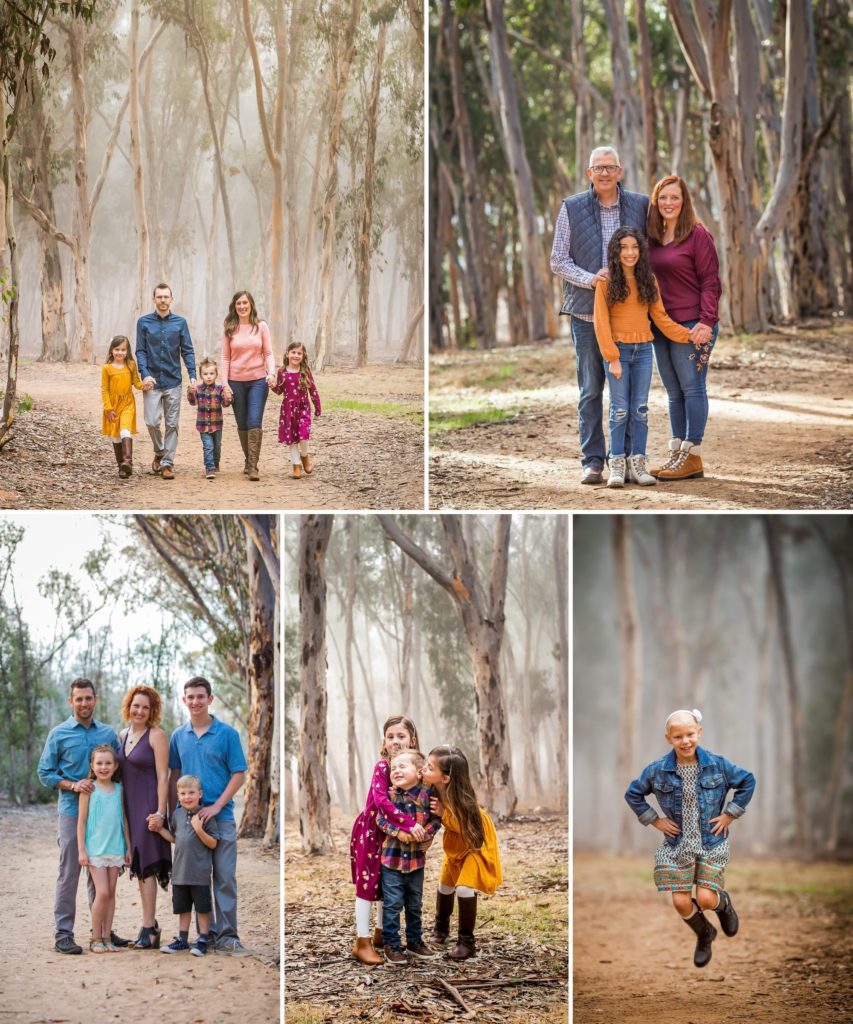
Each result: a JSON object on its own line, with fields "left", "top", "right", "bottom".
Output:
{"left": 270, "top": 341, "right": 321, "bottom": 479}
{"left": 647, "top": 175, "right": 722, "bottom": 481}
{"left": 349, "top": 715, "right": 420, "bottom": 965}
{"left": 118, "top": 685, "right": 171, "bottom": 949}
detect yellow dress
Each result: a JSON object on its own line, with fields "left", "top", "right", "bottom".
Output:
{"left": 438, "top": 805, "right": 503, "bottom": 894}
{"left": 101, "top": 362, "right": 143, "bottom": 438}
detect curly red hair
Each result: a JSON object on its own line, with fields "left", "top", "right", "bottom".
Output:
{"left": 120, "top": 685, "right": 163, "bottom": 726}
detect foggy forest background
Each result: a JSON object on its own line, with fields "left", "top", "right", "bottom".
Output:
{"left": 573, "top": 514, "right": 852, "bottom": 857}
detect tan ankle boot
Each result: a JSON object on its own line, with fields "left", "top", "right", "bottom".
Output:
{"left": 351, "top": 936, "right": 382, "bottom": 965}
{"left": 301, "top": 454, "right": 314, "bottom": 474}
{"left": 658, "top": 441, "right": 704, "bottom": 480}
{"left": 292, "top": 463, "right": 302, "bottom": 479}
{"left": 650, "top": 438, "right": 682, "bottom": 478}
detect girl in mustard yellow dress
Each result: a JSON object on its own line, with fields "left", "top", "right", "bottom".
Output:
{"left": 421, "top": 745, "right": 502, "bottom": 960}
{"left": 101, "top": 335, "right": 143, "bottom": 479}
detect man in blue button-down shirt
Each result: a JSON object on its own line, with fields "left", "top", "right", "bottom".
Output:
{"left": 136, "top": 283, "right": 197, "bottom": 480}
{"left": 37, "top": 678, "right": 120, "bottom": 954}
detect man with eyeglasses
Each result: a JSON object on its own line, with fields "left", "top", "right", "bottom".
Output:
{"left": 550, "top": 147, "right": 649, "bottom": 484}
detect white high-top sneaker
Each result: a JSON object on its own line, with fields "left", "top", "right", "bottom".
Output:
{"left": 627, "top": 454, "right": 657, "bottom": 486}
{"left": 607, "top": 456, "right": 626, "bottom": 488}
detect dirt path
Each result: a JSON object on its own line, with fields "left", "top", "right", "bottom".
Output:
{"left": 573, "top": 852, "right": 853, "bottom": 1024}
{"left": 429, "top": 323, "right": 853, "bottom": 510}
{"left": 0, "top": 805, "right": 279, "bottom": 1023}
{"left": 284, "top": 813, "right": 568, "bottom": 1024}
{"left": 0, "top": 363, "right": 423, "bottom": 510}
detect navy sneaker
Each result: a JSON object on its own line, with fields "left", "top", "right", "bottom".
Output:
{"left": 161, "top": 937, "right": 191, "bottom": 954}
{"left": 190, "top": 937, "right": 209, "bottom": 957}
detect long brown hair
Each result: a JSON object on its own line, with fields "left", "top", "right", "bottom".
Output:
{"left": 605, "top": 227, "right": 658, "bottom": 307}
{"left": 87, "top": 744, "right": 121, "bottom": 782}
{"left": 223, "top": 290, "right": 260, "bottom": 339}
{"left": 647, "top": 174, "right": 699, "bottom": 245}
{"left": 106, "top": 335, "right": 138, "bottom": 376}
{"left": 379, "top": 715, "right": 419, "bottom": 760}
{"left": 285, "top": 341, "right": 316, "bottom": 396}
{"left": 429, "top": 745, "right": 485, "bottom": 850}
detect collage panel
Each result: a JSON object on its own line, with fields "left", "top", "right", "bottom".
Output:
{"left": 0, "top": 2, "right": 424, "bottom": 513}
{"left": 283, "top": 513, "right": 568, "bottom": 1023}
{"left": 0, "top": 513, "right": 280, "bottom": 1021}
{"left": 572, "top": 513, "right": 853, "bottom": 1024}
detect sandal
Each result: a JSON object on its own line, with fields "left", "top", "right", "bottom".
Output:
{"left": 89, "top": 940, "right": 108, "bottom": 954}
{"left": 132, "top": 922, "right": 161, "bottom": 950}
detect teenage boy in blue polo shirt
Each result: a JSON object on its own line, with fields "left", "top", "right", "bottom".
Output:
{"left": 168, "top": 676, "right": 249, "bottom": 956}
{"left": 136, "top": 282, "right": 197, "bottom": 480}
{"left": 37, "top": 678, "right": 121, "bottom": 954}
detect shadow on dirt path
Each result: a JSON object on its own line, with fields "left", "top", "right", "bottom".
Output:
{"left": 429, "top": 324, "right": 853, "bottom": 510}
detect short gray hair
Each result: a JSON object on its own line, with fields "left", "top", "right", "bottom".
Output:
{"left": 589, "top": 146, "right": 620, "bottom": 168}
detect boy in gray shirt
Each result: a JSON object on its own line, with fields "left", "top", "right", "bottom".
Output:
{"left": 156, "top": 774, "right": 219, "bottom": 956}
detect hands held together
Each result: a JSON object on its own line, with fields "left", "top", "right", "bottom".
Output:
{"left": 688, "top": 323, "right": 713, "bottom": 346}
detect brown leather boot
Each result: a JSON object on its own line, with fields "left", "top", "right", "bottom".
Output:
{"left": 372, "top": 928, "right": 383, "bottom": 950}
{"left": 658, "top": 441, "right": 704, "bottom": 480}
{"left": 650, "top": 437, "right": 682, "bottom": 477}
{"left": 351, "top": 936, "right": 382, "bottom": 966}
{"left": 301, "top": 453, "right": 314, "bottom": 474}
{"left": 292, "top": 463, "right": 302, "bottom": 479}
{"left": 430, "top": 889, "right": 455, "bottom": 945}
{"left": 119, "top": 437, "right": 133, "bottom": 479}
{"left": 247, "top": 428, "right": 262, "bottom": 481}
{"left": 112, "top": 443, "right": 124, "bottom": 473}
{"left": 238, "top": 429, "right": 250, "bottom": 475}
{"left": 447, "top": 894, "right": 476, "bottom": 960}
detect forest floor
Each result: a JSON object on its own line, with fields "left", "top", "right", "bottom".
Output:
{"left": 573, "top": 852, "right": 853, "bottom": 1024}
{"left": 284, "top": 812, "right": 568, "bottom": 1024}
{"left": 0, "top": 362, "right": 424, "bottom": 510}
{"left": 429, "top": 320, "right": 853, "bottom": 510}
{"left": 0, "top": 804, "right": 279, "bottom": 1024}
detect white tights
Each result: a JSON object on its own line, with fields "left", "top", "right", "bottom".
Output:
{"left": 355, "top": 897, "right": 383, "bottom": 938}
{"left": 290, "top": 441, "right": 308, "bottom": 465}
{"left": 438, "top": 883, "right": 475, "bottom": 898}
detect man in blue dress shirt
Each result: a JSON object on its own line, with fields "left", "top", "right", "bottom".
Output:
{"left": 169, "top": 676, "right": 249, "bottom": 955}
{"left": 136, "top": 283, "right": 197, "bottom": 480}
{"left": 37, "top": 678, "right": 120, "bottom": 954}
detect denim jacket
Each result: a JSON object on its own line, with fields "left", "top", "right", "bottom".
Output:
{"left": 625, "top": 747, "right": 755, "bottom": 850}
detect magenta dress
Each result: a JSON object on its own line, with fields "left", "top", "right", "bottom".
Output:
{"left": 118, "top": 729, "right": 171, "bottom": 888}
{"left": 350, "top": 760, "right": 418, "bottom": 900}
{"left": 270, "top": 368, "right": 321, "bottom": 444}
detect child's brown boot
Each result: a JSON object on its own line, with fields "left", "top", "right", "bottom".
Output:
{"left": 301, "top": 454, "right": 314, "bottom": 474}
{"left": 112, "top": 442, "right": 124, "bottom": 475}
{"left": 447, "top": 894, "right": 476, "bottom": 960}
{"left": 292, "top": 463, "right": 302, "bottom": 479}
{"left": 119, "top": 437, "right": 133, "bottom": 479}
{"left": 351, "top": 936, "right": 382, "bottom": 965}
{"left": 372, "top": 928, "right": 383, "bottom": 949}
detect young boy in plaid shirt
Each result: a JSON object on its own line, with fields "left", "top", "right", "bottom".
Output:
{"left": 187, "top": 358, "right": 231, "bottom": 478}
{"left": 376, "top": 749, "right": 442, "bottom": 966}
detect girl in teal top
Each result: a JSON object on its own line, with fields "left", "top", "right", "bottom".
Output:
{"left": 77, "top": 744, "right": 131, "bottom": 953}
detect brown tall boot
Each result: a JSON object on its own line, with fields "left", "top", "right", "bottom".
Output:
{"left": 247, "top": 428, "right": 262, "bottom": 481}
{"left": 238, "top": 429, "right": 250, "bottom": 475}
{"left": 430, "top": 889, "right": 455, "bottom": 945}
{"left": 119, "top": 437, "right": 133, "bottom": 479}
{"left": 112, "top": 442, "right": 124, "bottom": 475}
{"left": 351, "top": 936, "right": 382, "bottom": 966}
{"left": 372, "top": 928, "right": 383, "bottom": 950}
{"left": 658, "top": 441, "right": 704, "bottom": 480}
{"left": 447, "top": 894, "right": 477, "bottom": 960}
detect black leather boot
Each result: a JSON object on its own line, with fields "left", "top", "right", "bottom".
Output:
{"left": 430, "top": 889, "right": 455, "bottom": 945}
{"left": 684, "top": 899, "right": 716, "bottom": 968}
{"left": 447, "top": 894, "right": 476, "bottom": 960}
{"left": 714, "top": 889, "right": 739, "bottom": 937}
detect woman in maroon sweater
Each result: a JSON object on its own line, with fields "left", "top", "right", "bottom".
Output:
{"left": 647, "top": 175, "right": 722, "bottom": 480}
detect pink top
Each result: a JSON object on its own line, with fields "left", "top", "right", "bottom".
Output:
{"left": 220, "top": 321, "right": 276, "bottom": 382}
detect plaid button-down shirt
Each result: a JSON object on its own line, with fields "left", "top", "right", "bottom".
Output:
{"left": 550, "top": 197, "right": 622, "bottom": 322}
{"left": 188, "top": 383, "right": 230, "bottom": 433}
{"left": 377, "top": 783, "right": 442, "bottom": 873}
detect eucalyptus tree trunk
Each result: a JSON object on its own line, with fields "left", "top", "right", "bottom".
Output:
{"left": 0, "top": 88, "right": 21, "bottom": 445}
{"left": 571, "top": 0, "right": 592, "bottom": 181}
{"left": 553, "top": 516, "right": 569, "bottom": 798}
{"left": 68, "top": 17, "right": 94, "bottom": 361}
{"left": 601, "top": 0, "right": 641, "bottom": 191}
{"left": 634, "top": 0, "right": 657, "bottom": 191}
{"left": 343, "top": 518, "right": 359, "bottom": 815}
{"left": 298, "top": 514, "right": 335, "bottom": 854}
{"left": 129, "top": 0, "right": 150, "bottom": 319}
{"left": 613, "top": 517, "right": 641, "bottom": 853}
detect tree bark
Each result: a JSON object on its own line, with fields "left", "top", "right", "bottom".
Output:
{"left": 553, "top": 516, "right": 568, "bottom": 799}
{"left": 129, "top": 0, "right": 150, "bottom": 320}
{"left": 68, "top": 17, "right": 94, "bottom": 362}
{"left": 343, "top": 518, "right": 359, "bottom": 815}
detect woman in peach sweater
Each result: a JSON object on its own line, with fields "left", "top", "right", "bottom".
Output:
{"left": 220, "top": 290, "right": 276, "bottom": 480}
{"left": 594, "top": 227, "right": 690, "bottom": 489}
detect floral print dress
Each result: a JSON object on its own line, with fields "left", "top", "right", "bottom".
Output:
{"left": 350, "top": 760, "right": 418, "bottom": 901}
{"left": 270, "top": 368, "right": 321, "bottom": 444}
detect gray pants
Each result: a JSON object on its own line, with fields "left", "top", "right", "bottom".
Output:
{"left": 55, "top": 812, "right": 95, "bottom": 941}
{"left": 143, "top": 385, "right": 182, "bottom": 469}
{"left": 209, "top": 819, "right": 239, "bottom": 948}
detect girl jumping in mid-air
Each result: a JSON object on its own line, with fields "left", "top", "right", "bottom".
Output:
{"left": 77, "top": 744, "right": 132, "bottom": 952}
{"left": 349, "top": 716, "right": 423, "bottom": 965}
{"left": 422, "top": 745, "right": 503, "bottom": 960}
{"left": 101, "top": 335, "right": 144, "bottom": 479}
{"left": 625, "top": 709, "right": 755, "bottom": 968}
{"left": 593, "top": 226, "right": 691, "bottom": 489}
{"left": 270, "top": 341, "right": 321, "bottom": 479}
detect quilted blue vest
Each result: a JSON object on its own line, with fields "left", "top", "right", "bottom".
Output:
{"left": 559, "top": 184, "right": 649, "bottom": 316}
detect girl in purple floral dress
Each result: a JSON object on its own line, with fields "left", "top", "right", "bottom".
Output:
{"left": 349, "top": 715, "right": 421, "bottom": 965}
{"left": 270, "top": 341, "right": 321, "bottom": 479}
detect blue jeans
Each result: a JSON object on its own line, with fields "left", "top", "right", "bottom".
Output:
{"left": 228, "top": 377, "right": 269, "bottom": 430}
{"left": 380, "top": 864, "right": 424, "bottom": 950}
{"left": 571, "top": 317, "right": 631, "bottom": 466}
{"left": 603, "top": 342, "right": 653, "bottom": 457}
{"left": 200, "top": 430, "right": 222, "bottom": 470}
{"left": 651, "top": 320, "right": 718, "bottom": 444}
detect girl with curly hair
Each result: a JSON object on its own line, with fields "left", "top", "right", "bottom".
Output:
{"left": 593, "top": 227, "right": 691, "bottom": 489}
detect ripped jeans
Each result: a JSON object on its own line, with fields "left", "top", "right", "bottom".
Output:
{"left": 603, "top": 342, "right": 654, "bottom": 457}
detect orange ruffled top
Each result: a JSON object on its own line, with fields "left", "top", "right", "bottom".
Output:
{"left": 593, "top": 276, "right": 690, "bottom": 363}
{"left": 438, "top": 805, "right": 503, "bottom": 895}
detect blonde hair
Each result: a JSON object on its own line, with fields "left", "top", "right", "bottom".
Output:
{"left": 390, "top": 749, "right": 425, "bottom": 771}
{"left": 176, "top": 775, "right": 202, "bottom": 790}
{"left": 665, "top": 708, "right": 703, "bottom": 731}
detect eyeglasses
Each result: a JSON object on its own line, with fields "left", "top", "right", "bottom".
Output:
{"left": 590, "top": 165, "right": 620, "bottom": 175}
